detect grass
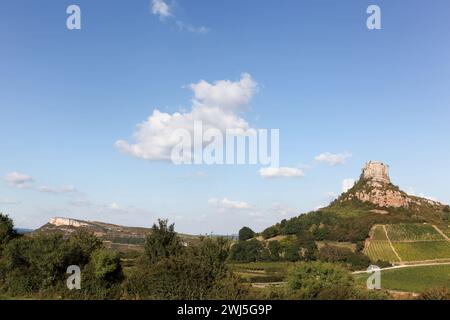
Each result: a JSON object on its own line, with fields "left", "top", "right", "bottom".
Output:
{"left": 354, "top": 264, "right": 450, "bottom": 293}
{"left": 393, "top": 241, "right": 450, "bottom": 261}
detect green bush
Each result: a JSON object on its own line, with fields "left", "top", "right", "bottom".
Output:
{"left": 287, "top": 261, "right": 355, "bottom": 299}
{"left": 228, "top": 239, "right": 264, "bottom": 262}
{"left": 238, "top": 227, "right": 255, "bottom": 241}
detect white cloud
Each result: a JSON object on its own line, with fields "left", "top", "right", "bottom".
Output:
{"left": 326, "top": 191, "right": 338, "bottom": 199}
{"left": 272, "top": 203, "right": 298, "bottom": 217}
{"left": 116, "top": 73, "right": 257, "bottom": 161}
{"left": 406, "top": 187, "right": 439, "bottom": 203}
{"left": 176, "top": 21, "right": 210, "bottom": 34}
{"left": 208, "top": 198, "right": 253, "bottom": 211}
{"left": 5, "top": 172, "right": 34, "bottom": 189}
{"left": 315, "top": 152, "right": 351, "bottom": 166}
{"left": 4, "top": 172, "right": 77, "bottom": 195}
{"left": 0, "top": 198, "right": 20, "bottom": 205}
{"left": 150, "top": 0, "right": 210, "bottom": 34}
{"left": 151, "top": 0, "right": 172, "bottom": 19}
{"left": 36, "top": 185, "right": 77, "bottom": 194}
{"left": 342, "top": 178, "right": 355, "bottom": 193}
{"left": 259, "top": 167, "right": 304, "bottom": 178}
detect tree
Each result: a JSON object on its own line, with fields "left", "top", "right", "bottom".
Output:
{"left": 284, "top": 243, "right": 300, "bottom": 262}
{"left": 67, "top": 229, "right": 102, "bottom": 266}
{"left": 238, "top": 227, "right": 255, "bottom": 241}
{"left": 0, "top": 213, "right": 16, "bottom": 255}
{"left": 268, "top": 240, "right": 281, "bottom": 261}
{"left": 144, "top": 219, "right": 183, "bottom": 265}
{"left": 287, "top": 261, "right": 355, "bottom": 299}
{"left": 127, "top": 237, "right": 247, "bottom": 300}
{"left": 228, "top": 239, "right": 264, "bottom": 262}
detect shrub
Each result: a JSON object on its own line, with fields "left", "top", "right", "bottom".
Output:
{"left": 287, "top": 261, "right": 355, "bottom": 299}
{"left": 238, "top": 227, "right": 255, "bottom": 241}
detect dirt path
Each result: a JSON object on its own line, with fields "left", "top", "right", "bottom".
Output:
{"left": 432, "top": 225, "right": 450, "bottom": 242}
{"left": 383, "top": 225, "right": 402, "bottom": 263}
{"left": 352, "top": 261, "right": 450, "bottom": 274}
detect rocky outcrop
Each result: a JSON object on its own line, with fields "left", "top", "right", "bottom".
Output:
{"left": 338, "top": 161, "right": 443, "bottom": 210}
{"left": 49, "top": 217, "right": 89, "bottom": 228}
{"left": 361, "top": 161, "right": 390, "bottom": 184}
{"left": 349, "top": 187, "right": 411, "bottom": 208}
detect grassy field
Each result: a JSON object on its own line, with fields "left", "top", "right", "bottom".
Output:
{"left": 354, "top": 264, "right": 450, "bottom": 293}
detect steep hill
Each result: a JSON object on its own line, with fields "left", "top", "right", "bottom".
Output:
{"left": 261, "top": 161, "right": 449, "bottom": 243}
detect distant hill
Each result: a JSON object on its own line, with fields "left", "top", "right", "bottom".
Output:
{"left": 34, "top": 217, "right": 201, "bottom": 251}
{"left": 261, "top": 161, "right": 449, "bottom": 242}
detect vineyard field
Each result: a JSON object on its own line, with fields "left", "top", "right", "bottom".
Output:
{"left": 393, "top": 241, "right": 450, "bottom": 261}
{"left": 386, "top": 224, "right": 444, "bottom": 242}
{"left": 365, "top": 240, "right": 399, "bottom": 263}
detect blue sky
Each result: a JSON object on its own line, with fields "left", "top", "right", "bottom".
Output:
{"left": 1, "top": 0, "right": 450, "bottom": 234}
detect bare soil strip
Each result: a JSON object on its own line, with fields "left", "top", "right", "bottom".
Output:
{"left": 383, "top": 225, "right": 402, "bottom": 263}
{"left": 432, "top": 225, "right": 450, "bottom": 242}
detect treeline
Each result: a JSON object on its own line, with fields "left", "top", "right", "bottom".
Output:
{"left": 260, "top": 207, "right": 416, "bottom": 243}
{"left": 229, "top": 226, "right": 375, "bottom": 271}
{"left": 0, "top": 214, "right": 247, "bottom": 299}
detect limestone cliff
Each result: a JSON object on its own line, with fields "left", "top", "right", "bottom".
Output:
{"left": 337, "top": 161, "right": 443, "bottom": 210}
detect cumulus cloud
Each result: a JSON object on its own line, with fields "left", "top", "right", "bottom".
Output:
{"left": 151, "top": 0, "right": 172, "bottom": 19}
{"left": 5, "top": 172, "right": 34, "bottom": 189}
{"left": 342, "top": 178, "right": 356, "bottom": 193}
{"left": 259, "top": 167, "right": 304, "bottom": 178}
{"left": 315, "top": 152, "right": 351, "bottom": 166}
{"left": 208, "top": 198, "right": 253, "bottom": 211}
{"left": 116, "top": 73, "right": 257, "bottom": 161}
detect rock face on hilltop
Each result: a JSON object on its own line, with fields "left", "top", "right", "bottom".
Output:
{"left": 337, "top": 161, "right": 442, "bottom": 210}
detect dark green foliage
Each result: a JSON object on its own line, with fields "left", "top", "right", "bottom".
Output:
{"left": 0, "top": 213, "right": 17, "bottom": 256}
{"left": 261, "top": 226, "right": 279, "bottom": 240}
{"left": 287, "top": 261, "right": 356, "bottom": 299}
{"left": 267, "top": 241, "right": 281, "bottom": 261}
{"left": 143, "top": 219, "right": 183, "bottom": 265}
{"left": 318, "top": 245, "right": 370, "bottom": 271}
{"left": 0, "top": 229, "right": 108, "bottom": 297}
{"left": 126, "top": 237, "right": 248, "bottom": 300}
{"left": 238, "top": 227, "right": 255, "bottom": 241}
{"left": 89, "top": 249, "right": 123, "bottom": 282}
{"left": 228, "top": 239, "right": 264, "bottom": 263}
{"left": 284, "top": 243, "right": 300, "bottom": 262}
